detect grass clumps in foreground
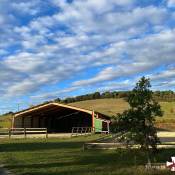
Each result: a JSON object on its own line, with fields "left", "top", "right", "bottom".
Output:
{"left": 0, "top": 136, "right": 174, "bottom": 175}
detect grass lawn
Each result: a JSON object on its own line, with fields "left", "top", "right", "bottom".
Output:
{"left": 0, "top": 135, "right": 174, "bottom": 175}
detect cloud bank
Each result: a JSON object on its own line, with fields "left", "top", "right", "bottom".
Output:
{"left": 0, "top": 0, "right": 175, "bottom": 110}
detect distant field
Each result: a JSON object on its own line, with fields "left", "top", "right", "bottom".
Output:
{"left": 158, "top": 101, "right": 175, "bottom": 120}
{"left": 70, "top": 98, "right": 129, "bottom": 117}
{"left": 70, "top": 98, "right": 175, "bottom": 130}
{"left": 0, "top": 114, "right": 12, "bottom": 128}
{"left": 70, "top": 98, "right": 175, "bottom": 119}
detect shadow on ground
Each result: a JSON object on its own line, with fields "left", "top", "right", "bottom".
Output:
{"left": 1, "top": 139, "right": 175, "bottom": 175}
{"left": 0, "top": 141, "right": 84, "bottom": 152}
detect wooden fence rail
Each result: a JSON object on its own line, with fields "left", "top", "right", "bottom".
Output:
{"left": 0, "top": 128, "right": 48, "bottom": 138}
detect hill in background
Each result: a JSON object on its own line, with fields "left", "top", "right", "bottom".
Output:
{"left": 70, "top": 98, "right": 175, "bottom": 130}
{"left": 69, "top": 98, "right": 129, "bottom": 117}
{"left": 70, "top": 98, "right": 175, "bottom": 119}
{"left": 0, "top": 98, "right": 175, "bottom": 130}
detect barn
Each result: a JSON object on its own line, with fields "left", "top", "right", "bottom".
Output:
{"left": 12, "top": 102, "right": 111, "bottom": 133}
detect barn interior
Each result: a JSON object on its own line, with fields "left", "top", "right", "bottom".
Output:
{"left": 13, "top": 103, "right": 93, "bottom": 133}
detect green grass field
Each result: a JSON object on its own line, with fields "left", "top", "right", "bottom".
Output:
{"left": 0, "top": 136, "right": 174, "bottom": 175}
{"left": 0, "top": 113, "right": 13, "bottom": 128}
{"left": 70, "top": 98, "right": 175, "bottom": 119}
{"left": 70, "top": 99, "right": 175, "bottom": 130}
{"left": 70, "top": 98, "right": 129, "bottom": 117}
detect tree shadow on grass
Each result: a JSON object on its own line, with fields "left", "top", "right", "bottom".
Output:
{"left": 0, "top": 141, "right": 84, "bottom": 152}
{"left": 5, "top": 149, "right": 149, "bottom": 175}
{"left": 5, "top": 149, "right": 175, "bottom": 175}
{"left": 23, "top": 169, "right": 172, "bottom": 175}
{"left": 1, "top": 140, "right": 175, "bottom": 175}
{"left": 6, "top": 162, "right": 75, "bottom": 169}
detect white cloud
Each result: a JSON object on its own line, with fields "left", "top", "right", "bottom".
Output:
{"left": 4, "top": 52, "right": 44, "bottom": 72}
{"left": 150, "top": 68, "right": 175, "bottom": 81}
{"left": 167, "top": 0, "right": 175, "bottom": 7}
{"left": 72, "top": 28, "right": 175, "bottom": 87}
{"left": 30, "top": 86, "right": 79, "bottom": 101}
{"left": 12, "top": 1, "right": 39, "bottom": 15}
{"left": 0, "top": 0, "right": 175, "bottom": 103}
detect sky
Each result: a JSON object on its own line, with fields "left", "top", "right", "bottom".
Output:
{"left": 0, "top": 0, "right": 175, "bottom": 113}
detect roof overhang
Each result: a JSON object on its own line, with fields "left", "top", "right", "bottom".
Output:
{"left": 14, "top": 102, "right": 93, "bottom": 118}
{"left": 14, "top": 102, "right": 111, "bottom": 122}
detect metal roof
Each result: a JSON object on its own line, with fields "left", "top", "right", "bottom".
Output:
{"left": 14, "top": 102, "right": 111, "bottom": 120}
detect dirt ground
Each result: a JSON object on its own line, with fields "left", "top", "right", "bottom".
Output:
{"left": 0, "top": 132, "right": 175, "bottom": 143}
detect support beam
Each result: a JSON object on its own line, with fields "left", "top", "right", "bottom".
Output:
{"left": 22, "top": 117, "right": 24, "bottom": 128}
{"left": 92, "top": 110, "right": 95, "bottom": 131}
{"left": 107, "top": 122, "right": 110, "bottom": 134}
{"left": 11, "top": 116, "right": 15, "bottom": 128}
{"left": 31, "top": 116, "right": 33, "bottom": 128}
{"left": 39, "top": 116, "right": 41, "bottom": 128}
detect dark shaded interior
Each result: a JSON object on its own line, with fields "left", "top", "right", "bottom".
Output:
{"left": 102, "top": 121, "right": 107, "bottom": 131}
{"left": 16, "top": 104, "right": 92, "bottom": 133}
{"left": 44, "top": 108, "right": 92, "bottom": 133}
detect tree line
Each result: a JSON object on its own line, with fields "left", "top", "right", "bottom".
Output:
{"left": 55, "top": 90, "right": 175, "bottom": 104}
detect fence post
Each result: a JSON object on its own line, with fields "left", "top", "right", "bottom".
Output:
{"left": 9, "top": 128, "right": 11, "bottom": 139}
{"left": 24, "top": 128, "right": 26, "bottom": 138}
{"left": 46, "top": 128, "right": 48, "bottom": 139}
{"left": 71, "top": 127, "right": 74, "bottom": 137}
{"left": 81, "top": 127, "right": 83, "bottom": 135}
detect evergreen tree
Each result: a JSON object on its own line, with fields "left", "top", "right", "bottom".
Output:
{"left": 114, "top": 77, "right": 163, "bottom": 156}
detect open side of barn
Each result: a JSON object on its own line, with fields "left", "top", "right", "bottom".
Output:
{"left": 12, "top": 103, "right": 110, "bottom": 133}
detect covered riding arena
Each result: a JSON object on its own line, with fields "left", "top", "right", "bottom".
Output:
{"left": 12, "top": 103, "right": 111, "bottom": 133}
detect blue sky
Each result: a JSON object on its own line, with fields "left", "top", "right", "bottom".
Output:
{"left": 0, "top": 0, "right": 175, "bottom": 113}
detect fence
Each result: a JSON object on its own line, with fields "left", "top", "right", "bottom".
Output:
{"left": 0, "top": 128, "right": 48, "bottom": 138}
{"left": 71, "top": 127, "right": 94, "bottom": 136}
{"left": 71, "top": 127, "right": 110, "bottom": 136}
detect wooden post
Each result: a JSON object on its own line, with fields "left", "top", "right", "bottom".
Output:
{"left": 9, "top": 128, "right": 11, "bottom": 139}
{"left": 76, "top": 127, "right": 79, "bottom": 136}
{"left": 92, "top": 111, "right": 95, "bottom": 132}
{"left": 107, "top": 122, "right": 110, "bottom": 134}
{"left": 46, "top": 128, "right": 48, "bottom": 139}
{"left": 31, "top": 116, "right": 33, "bottom": 128}
{"left": 22, "top": 117, "right": 24, "bottom": 128}
{"left": 11, "top": 116, "right": 15, "bottom": 129}
{"left": 24, "top": 128, "right": 26, "bottom": 138}
{"left": 71, "top": 127, "right": 74, "bottom": 137}
{"left": 81, "top": 127, "right": 83, "bottom": 135}
{"left": 38, "top": 116, "right": 41, "bottom": 128}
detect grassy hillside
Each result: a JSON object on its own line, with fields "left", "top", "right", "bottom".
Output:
{"left": 0, "top": 114, "right": 12, "bottom": 128}
{"left": 70, "top": 98, "right": 175, "bottom": 119}
{"left": 70, "top": 98, "right": 175, "bottom": 130}
{"left": 158, "top": 101, "right": 175, "bottom": 120}
{"left": 69, "top": 98, "right": 129, "bottom": 116}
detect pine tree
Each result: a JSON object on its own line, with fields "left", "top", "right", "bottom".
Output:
{"left": 115, "top": 77, "right": 163, "bottom": 155}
